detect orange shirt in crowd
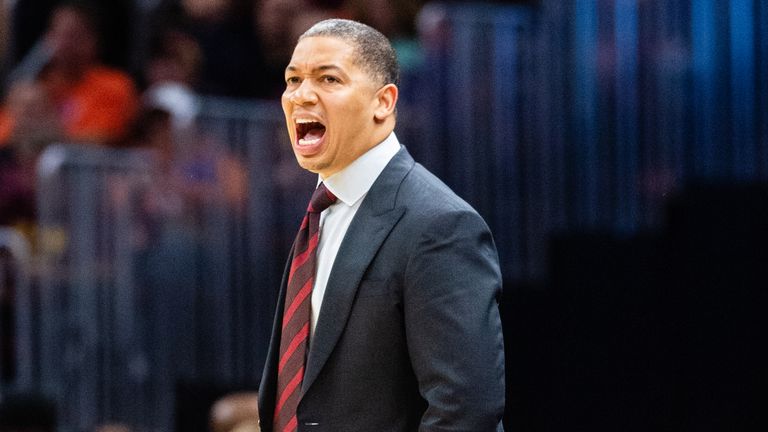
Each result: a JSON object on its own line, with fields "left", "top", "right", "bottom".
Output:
{"left": 45, "top": 65, "right": 139, "bottom": 144}
{"left": 0, "top": 65, "right": 139, "bottom": 146}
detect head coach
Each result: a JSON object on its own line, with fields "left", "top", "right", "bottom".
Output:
{"left": 258, "top": 18, "right": 505, "bottom": 432}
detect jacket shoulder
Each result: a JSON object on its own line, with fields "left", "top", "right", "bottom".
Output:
{"left": 397, "top": 162, "right": 479, "bottom": 218}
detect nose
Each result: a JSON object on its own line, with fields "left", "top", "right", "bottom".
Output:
{"left": 288, "top": 80, "right": 318, "bottom": 105}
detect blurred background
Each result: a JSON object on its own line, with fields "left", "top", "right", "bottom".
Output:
{"left": 0, "top": 0, "right": 766, "bottom": 431}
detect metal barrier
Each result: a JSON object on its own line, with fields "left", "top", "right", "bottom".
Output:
{"left": 26, "top": 99, "right": 316, "bottom": 431}
{"left": 34, "top": 144, "right": 157, "bottom": 430}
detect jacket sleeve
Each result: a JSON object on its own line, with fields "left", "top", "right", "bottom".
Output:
{"left": 403, "top": 208, "right": 505, "bottom": 431}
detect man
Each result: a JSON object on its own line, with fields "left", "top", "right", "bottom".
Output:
{"left": 259, "top": 19, "right": 505, "bottom": 432}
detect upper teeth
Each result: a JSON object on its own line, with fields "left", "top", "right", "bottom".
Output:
{"left": 296, "top": 119, "right": 317, "bottom": 124}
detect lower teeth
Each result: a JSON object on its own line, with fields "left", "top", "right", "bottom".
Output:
{"left": 299, "top": 138, "right": 320, "bottom": 145}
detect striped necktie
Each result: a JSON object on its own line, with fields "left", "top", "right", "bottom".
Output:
{"left": 274, "top": 183, "right": 337, "bottom": 432}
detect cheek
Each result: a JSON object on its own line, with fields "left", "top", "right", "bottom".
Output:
{"left": 281, "top": 100, "right": 294, "bottom": 137}
{"left": 330, "top": 99, "right": 365, "bottom": 126}
{"left": 281, "top": 94, "right": 291, "bottom": 113}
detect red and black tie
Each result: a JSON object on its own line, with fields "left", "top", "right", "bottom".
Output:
{"left": 274, "top": 183, "right": 337, "bottom": 432}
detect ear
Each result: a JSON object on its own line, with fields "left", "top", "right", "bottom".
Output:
{"left": 373, "top": 84, "right": 398, "bottom": 122}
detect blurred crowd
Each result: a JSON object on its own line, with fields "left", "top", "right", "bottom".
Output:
{"left": 0, "top": 0, "right": 425, "bottom": 234}
{"left": 0, "top": 1, "right": 425, "bottom": 431}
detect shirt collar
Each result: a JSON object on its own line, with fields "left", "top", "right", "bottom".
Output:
{"left": 320, "top": 132, "right": 401, "bottom": 207}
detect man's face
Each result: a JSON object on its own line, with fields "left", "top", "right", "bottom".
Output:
{"left": 282, "top": 36, "right": 382, "bottom": 178}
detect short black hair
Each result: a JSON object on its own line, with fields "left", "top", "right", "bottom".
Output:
{"left": 299, "top": 19, "right": 400, "bottom": 88}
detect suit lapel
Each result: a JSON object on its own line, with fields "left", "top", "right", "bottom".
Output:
{"left": 301, "top": 147, "right": 414, "bottom": 394}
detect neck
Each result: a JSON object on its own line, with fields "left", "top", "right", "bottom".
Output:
{"left": 370, "top": 121, "right": 395, "bottom": 149}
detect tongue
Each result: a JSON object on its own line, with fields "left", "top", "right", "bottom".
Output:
{"left": 304, "top": 126, "right": 325, "bottom": 141}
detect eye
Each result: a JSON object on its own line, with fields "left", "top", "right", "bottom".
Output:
{"left": 286, "top": 76, "right": 300, "bottom": 86}
{"left": 321, "top": 75, "right": 340, "bottom": 84}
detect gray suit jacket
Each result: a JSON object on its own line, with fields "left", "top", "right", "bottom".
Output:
{"left": 259, "top": 147, "right": 505, "bottom": 431}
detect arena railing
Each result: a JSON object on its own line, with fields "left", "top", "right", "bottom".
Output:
{"left": 26, "top": 98, "right": 314, "bottom": 431}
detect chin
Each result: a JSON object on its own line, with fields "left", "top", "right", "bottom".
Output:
{"left": 296, "top": 158, "right": 323, "bottom": 174}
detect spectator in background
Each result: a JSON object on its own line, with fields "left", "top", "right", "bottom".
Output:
{"left": 0, "top": 1, "right": 139, "bottom": 229}
{"left": 133, "top": 19, "right": 247, "bottom": 216}
{"left": 127, "top": 105, "right": 247, "bottom": 223}
{"left": 0, "top": 1, "right": 139, "bottom": 148}
{"left": 142, "top": 27, "right": 203, "bottom": 132}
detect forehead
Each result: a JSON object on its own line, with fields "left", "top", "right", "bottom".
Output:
{"left": 287, "top": 36, "right": 359, "bottom": 71}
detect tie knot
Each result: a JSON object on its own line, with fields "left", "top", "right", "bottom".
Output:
{"left": 308, "top": 183, "right": 337, "bottom": 213}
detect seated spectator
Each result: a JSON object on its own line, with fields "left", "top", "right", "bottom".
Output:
{"left": 0, "top": 1, "right": 139, "bottom": 147}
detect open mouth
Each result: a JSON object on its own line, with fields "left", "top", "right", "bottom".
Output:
{"left": 296, "top": 119, "right": 326, "bottom": 146}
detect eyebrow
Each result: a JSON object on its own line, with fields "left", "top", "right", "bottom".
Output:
{"left": 285, "top": 64, "right": 345, "bottom": 74}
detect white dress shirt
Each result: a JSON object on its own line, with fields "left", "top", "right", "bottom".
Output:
{"left": 310, "top": 132, "right": 401, "bottom": 337}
